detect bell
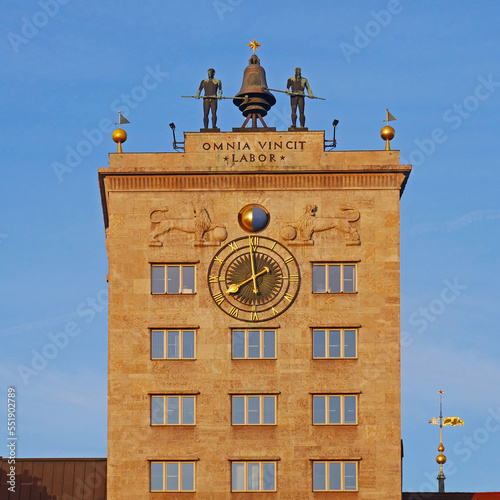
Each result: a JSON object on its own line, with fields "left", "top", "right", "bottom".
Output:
{"left": 233, "top": 54, "right": 276, "bottom": 117}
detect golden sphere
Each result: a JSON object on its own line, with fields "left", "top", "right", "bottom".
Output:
{"left": 436, "top": 452, "right": 447, "bottom": 465}
{"left": 239, "top": 207, "right": 254, "bottom": 232}
{"left": 112, "top": 128, "right": 127, "bottom": 144}
{"left": 380, "top": 125, "right": 395, "bottom": 141}
{"left": 238, "top": 205, "right": 270, "bottom": 233}
{"left": 438, "top": 444, "right": 445, "bottom": 452}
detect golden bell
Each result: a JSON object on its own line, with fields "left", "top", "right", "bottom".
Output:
{"left": 234, "top": 54, "right": 276, "bottom": 117}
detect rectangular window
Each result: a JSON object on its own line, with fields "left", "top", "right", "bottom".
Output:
{"left": 151, "top": 329, "right": 196, "bottom": 359}
{"left": 312, "top": 329, "right": 357, "bottom": 359}
{"left": 312, "top": 264, "right": 356, "bottom": 293}
{"left": 231, "top": 461, "right": 276, "bottom": 492}
{"left": 313, "top": 461, "right": 357, "bottom": 491}
{"left": 151, "top": 395, "right": 196, "bottom": 425}
{"left": 150, "top": 461, "right": 195, "bottom": 492}
{"left": 151, "top": 264, "right": 195, "bottom": 294}
{"left": 232, "top": 395, "right": 276, "bottom": 425}
{"left": 313, "top": 395, "right": 357, "bottom": 425}
{"left": 232, "top": 329, "right": 276, "bottom": 359}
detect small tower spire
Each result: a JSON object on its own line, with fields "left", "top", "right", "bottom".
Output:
{"left": 429, "top": 390, "right": 464, "bottom": 493}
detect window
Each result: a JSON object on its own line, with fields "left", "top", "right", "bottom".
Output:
{"left": 313, "top": 395, "right": 357, "bottom": 425}
{"left": 151, "top": 329, "right": 195, "bottom": 359}
{"left": 232, "top": 329, "right": 276, "bottom": 359}
{"left": 232, "top": 461, "right": 276, "bottom": 492}
{"left": 151, "top": 395, "right": 196, "bottom": 425}
{"left": 151, "top": 264, "right": 195, "bottom": 294}
{"left": 232, "top": 395, "right": 276, "bottom": 425}
{"left": 313, "top": 461, "right": 357, "bottom": 491}
{"left": 150, "top": 461, "right": 195, "bottom": 492}
{"left": 313, "top": 329, "right": 357, "bottom": 358}
{"left": 312, "top": 264, "right": 356, "bottom": 293}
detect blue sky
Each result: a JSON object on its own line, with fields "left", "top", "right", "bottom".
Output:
{"left": 1, "top": 0, "right": 499, "bottom": 493}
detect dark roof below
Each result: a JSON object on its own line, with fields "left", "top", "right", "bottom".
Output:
{"left": 403, "top": 494, "right": 500, "bottom": 500}
{"left": 0, "top": 458, "right": 106, "bottom": 500}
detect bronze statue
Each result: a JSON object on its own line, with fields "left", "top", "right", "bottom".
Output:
{"left": 195, "top": 68, "right": 222, "bottom": 129}
{"left": 286, "top": 67, "right": 314, "bottom": 128}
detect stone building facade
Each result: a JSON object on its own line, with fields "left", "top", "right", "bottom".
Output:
{"left": 99, "top": 130, "right": 411, "bottom": 498}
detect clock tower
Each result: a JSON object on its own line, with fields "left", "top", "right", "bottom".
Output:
{"left": 99, "top": 52, "right": 411, "bottom": 499}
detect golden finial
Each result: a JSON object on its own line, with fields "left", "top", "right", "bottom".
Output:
{"left": 380, "top": 108, "right": 396, "bottom": 150}
{"left": 112, "top": 111, "right": 130, "bottom": 153}
{"left": 429, "top": 390, "right": 464, "bottom": 493}
{"left": 248, "top": 38, "right": 262, "bottom": 54}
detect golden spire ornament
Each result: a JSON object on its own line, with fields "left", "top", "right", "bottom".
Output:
{"left": 380, "top": 108, "right": 396, "bottom": 150}
{"left": 247, "top": 38, "right": 262, "bottom": 54}
{"left": 429, "top": 390, "right": 464, "bottom": 493}
{"left": 112, "top": 111, "right": 130, "bottom": 153}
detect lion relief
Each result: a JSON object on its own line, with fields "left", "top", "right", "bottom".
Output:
{"left": 281, "top": 204, "right": 360, "bottom": 245}
{"left": 150, "top": 206, "right": 227, "bottom": 246}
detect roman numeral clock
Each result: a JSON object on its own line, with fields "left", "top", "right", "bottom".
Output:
{"left": 207, "top": 205, "right": 301, "bottom": 322}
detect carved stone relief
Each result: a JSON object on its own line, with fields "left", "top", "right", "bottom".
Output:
{"left": 280, "top": 204, "right": 360, "bottom": 245}
{"left": 149, "top": 206, "right": 227, "bottom": 246}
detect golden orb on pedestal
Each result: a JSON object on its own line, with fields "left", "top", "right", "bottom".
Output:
{"left": 112, "top": 128, "right": 127, "bottom": 153}
{"left": 380, "top": 125, "right": 395, "bottom": 151}
{"left": 436, "top": 452, "right": 447, "bottom": 465}
{"left": 112, "top": 128, "right": 127, "bottom": 144}
{"left": 380, "top": 125, "right": 395, "bottom": 141}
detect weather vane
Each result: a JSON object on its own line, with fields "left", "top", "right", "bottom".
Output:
{"left": 112, "top": 111, "right": 130, "bottom": 153}
{"left": 247, "top": 38, "right": 262, "bottom": 54}
{"left": 380, "top": 108, "right": 396, "bottom": 150}
{"left": 429, "top": 390, "right": 464, "bottom": 493}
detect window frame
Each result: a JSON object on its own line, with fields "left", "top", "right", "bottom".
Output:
{"left": 151, "top": 329, "right": 196, "bottom": 360}
{"left": 231, "top": 395, "right": 277, "bottom": 426}
{"left": 312, "top": 394, "right": 358, "bottom": 425}
{"left": 231, "top": 461, "right": 277, "bottom": 492}
{"left": 151, "top": 264, "right": 196, "bottom": 295}
{"left": 150, "top": 461, "right": 195, "bottom": 492}
{"left": 231, "top": 329, "right": 277, "bottom": 359}
{"left": 312, "top": 263, "right": 357, "bottom": 294}
{"left": 312, "top": 461, "right": 358, "bottom": 491}
{"left": 312, "top": 328, "right": 358, "bottom": 359}
{"left": 150, "top": 395, "right": 196, "bottom": 426}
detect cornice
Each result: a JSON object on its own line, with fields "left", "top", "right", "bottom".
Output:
{"left": 98, "top": 169, "right": 411, "bottom": 229}
{"left": 102, "top": 170, "right": 409, "bottom": 191}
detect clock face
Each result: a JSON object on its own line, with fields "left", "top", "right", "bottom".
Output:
{"left": 208, "top": 236, "right": 300, "bottom": 322}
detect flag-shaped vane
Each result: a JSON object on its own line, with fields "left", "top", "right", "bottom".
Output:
{"left": 118, "top": 112, "right": 130, "bottom": 126}
{"left": 384, "top": 109, "right": 396, "bottom": 123}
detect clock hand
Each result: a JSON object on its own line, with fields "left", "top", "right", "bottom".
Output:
{"left": 248, "top": 236, "right": 259, "bottom": 293}
{"left": 225, "top": 267, "right": 270, "bottom": 294}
